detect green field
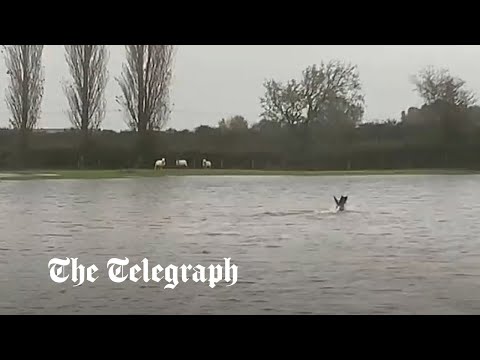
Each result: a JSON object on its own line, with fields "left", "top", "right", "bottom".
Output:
{"left": 0, "top": 168, "right": 478, "bottom": 180}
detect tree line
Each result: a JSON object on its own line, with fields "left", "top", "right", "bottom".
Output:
{"left": 1, "top": 45, "right": 175, "bottom": 167}
{"left": 2, "top": 45, "right": 480, "bottom": 170}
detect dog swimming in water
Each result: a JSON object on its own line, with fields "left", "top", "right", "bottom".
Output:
{"left": 334, "top": 195, "right": 348, "bottom": 211}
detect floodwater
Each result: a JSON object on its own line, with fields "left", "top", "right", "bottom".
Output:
{"left": 1, "top": 174, "right": 480, "bottom": 314}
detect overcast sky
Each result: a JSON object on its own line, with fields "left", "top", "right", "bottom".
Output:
{"left": 0, "top": 45, "right": 480, "bottom": 131}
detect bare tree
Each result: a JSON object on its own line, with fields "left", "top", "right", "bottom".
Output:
{"left": 3, "top": 45, "right": 44, "bottom": 166}
{"left": 116, "top": 45, "right": 175, "bottom": 133}
{"left": 3, "top": 45, "right": 45, "bottom": 132}
{"left": 63, "top": 45, "right": 109, "bottom": 133}
{"left": 260, "top": 60, "right": 365, "bottom": 127}
{"left": 260, "top": 79, "right": 305, "bottom": 126}
{"left": 411, "top": 66, "right": 476, "bottom": 107}
{"left": 301, "top": 61, "right": 365, "bottom": 125}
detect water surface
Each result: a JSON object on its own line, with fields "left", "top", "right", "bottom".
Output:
{"left": 1, "top": 174, "right": 479, "bottom": 314}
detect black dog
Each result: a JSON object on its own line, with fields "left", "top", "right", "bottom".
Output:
{"left": 334, "top": 195, "right": 348, "bottom": 211}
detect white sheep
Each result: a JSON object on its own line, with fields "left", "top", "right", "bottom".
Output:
{"left": 154, "top": 158, "right": 166, "bottom": 170}
{"left": 176, "top": 159, "right": 188, "bottom": 167}
{"left": 202, "top": 159, "right": 212, "bottom": 168}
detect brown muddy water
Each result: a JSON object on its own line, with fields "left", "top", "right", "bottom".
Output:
{"left": 1, "top": 174, "right": 480, "bottom": 314}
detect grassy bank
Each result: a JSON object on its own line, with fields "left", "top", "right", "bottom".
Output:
{"left": 0, "top": 168, "right": 478, "bottom": 180}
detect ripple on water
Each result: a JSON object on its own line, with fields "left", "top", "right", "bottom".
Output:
{"left": 43, "top": 233, "right": 73, "bottom": 238}
{"left": 205, "top": 232, "right": 242, "bottom": 237}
